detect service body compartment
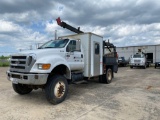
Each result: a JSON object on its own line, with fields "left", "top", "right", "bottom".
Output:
{"left": 59, "top": 32, "right": 103, "bottom": 77}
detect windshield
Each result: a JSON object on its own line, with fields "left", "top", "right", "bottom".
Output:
{"left": 38, "top": 39, "right": 69, "bottom": 49}
{"left": 133, "top": 54, "right": 143, "bottom": 58}
{"left": 119, "top": 57, "right": 124, "bottom": 60}
{"left": 118, "top": 57, "right": 122, "bottom": 60}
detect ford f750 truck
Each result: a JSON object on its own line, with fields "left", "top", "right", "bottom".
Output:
{"left": 7, "top": 18, "right": 118, "bottom": 104}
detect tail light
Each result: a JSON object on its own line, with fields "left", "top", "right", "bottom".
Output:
{"left": 116, "top": 53, "right": 118, "bottom": 59}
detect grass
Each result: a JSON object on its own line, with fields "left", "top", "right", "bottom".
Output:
{"left": 0, "top": 61, "right": 10, "bottom": 67}
{"left": 0, "top": 56, "right": 10, "bottom": 67}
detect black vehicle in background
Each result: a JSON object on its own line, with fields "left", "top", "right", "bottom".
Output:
{"left": 155, "top": 62, "right": 160, "bottom": 68}
{"left": 118, "top": 57, "right": 129, "bottom": 67}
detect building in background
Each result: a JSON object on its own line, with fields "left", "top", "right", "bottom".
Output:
{"left": 116, "top": 44, "right": 160, "bottom": 63}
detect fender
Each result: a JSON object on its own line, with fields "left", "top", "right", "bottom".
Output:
{"left": 30, "top": 55, "right": 71, "bottom": 79}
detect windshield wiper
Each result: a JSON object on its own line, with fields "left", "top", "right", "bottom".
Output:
{"left": 38, "top": 47, "right": 54, "bottom": 49}
{"left": 43, "top": 47, "right": 54, "bottom": 48}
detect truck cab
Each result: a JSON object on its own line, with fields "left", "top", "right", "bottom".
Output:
{"left": 7, "top": 38, "right": 84, "bottom": 84}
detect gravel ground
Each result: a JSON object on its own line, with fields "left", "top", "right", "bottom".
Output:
{"left": 0, "top": 67, "right": 160, "bottom": 120}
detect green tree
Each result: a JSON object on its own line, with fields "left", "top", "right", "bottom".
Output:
{"left": 1, "top": 55, "right": 4, "bottom": 59}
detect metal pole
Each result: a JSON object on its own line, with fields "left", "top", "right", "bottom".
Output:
{"left": 55, "top": 30, "right": 57, "bottom": 40}
{"left": 155, "top": 45, "right": 156, "bottom": 63}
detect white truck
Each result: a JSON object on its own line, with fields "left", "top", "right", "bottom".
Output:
{"left": 6, "top": 18, "right": 118, "bottom": 104}
{"left": 129, "top": 53, "right": 148, "bottom": 69}
{"left": 129, "top": 48, "right": 151, "bottom": 69}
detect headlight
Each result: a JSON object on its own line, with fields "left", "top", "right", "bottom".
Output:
{"left": 141, "top": 61, "right": 144, "bottom": 63}
{"left": 38, "top": 64, "right": 51, "bottom": 70}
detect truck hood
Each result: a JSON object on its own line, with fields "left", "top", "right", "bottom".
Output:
{"left": 13, "top": 48, "right": 65, "bottom": 58}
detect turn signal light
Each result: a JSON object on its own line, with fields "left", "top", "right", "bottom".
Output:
{"left": 38, "top": 64, "right": 51, "bottom": 70}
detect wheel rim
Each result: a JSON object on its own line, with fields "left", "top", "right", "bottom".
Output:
{"left": 107, "top": 69, "right": 112, "bottom": 81}
{"left": 54, "top": 81, "right": 65, "bottom": 98}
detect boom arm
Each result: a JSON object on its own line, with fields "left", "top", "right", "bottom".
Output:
{"left": 56, "top": 17, "right": 84, "bottom": 34}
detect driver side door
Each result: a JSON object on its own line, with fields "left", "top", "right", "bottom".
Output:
{"left": 65, "top": 40, "right": 84, "bottom": 71}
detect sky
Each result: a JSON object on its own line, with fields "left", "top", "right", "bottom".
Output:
{"left": 0, "top": 0, "right": 160, "bottom": 56}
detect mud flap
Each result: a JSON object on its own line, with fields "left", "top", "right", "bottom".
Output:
{"left": 113, "top": 64, "right": 118, "bottom": 73}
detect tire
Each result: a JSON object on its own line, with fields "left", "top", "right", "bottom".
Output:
{"left": 124, "top": 63, "right": 127, "bottom": 67}
{"left": 105, "top": 68, "right": 113, "bottom": 84}
{"left": 143, "top": 65, "right": 146, "bottom": 69}
{"left": 12, "top": 83, "right": 33, "bottom": 95}
{"left": 155, "top": 65, "right": 157, "bottom": 69}
{"left": 45, "top": 75, "right": 68, "bottom": 105}
{"left": 130, "top": 66, "right": 133, "bottom": 69}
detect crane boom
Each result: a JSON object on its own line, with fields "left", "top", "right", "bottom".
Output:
{"left": 56, "top": 17, "right": 84, "bottom": 34}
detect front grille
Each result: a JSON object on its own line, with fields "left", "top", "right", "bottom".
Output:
{"left": 11, "top": 55, "right": 27, "bottom": 70}
{"left": 12, "top": 56, "right": 26, "bottom": 59}
{"left": 134, "top": 60, "right": 141, "bottom": 63}
{"left": 10, "top": 66, "right": 25, "bottom": 69}
{"left": 11, "top": 61, "right": 26, "bottom": 64}
{"left": 9, "top": 55, "right": 36, "bottom": 73}
{"left": 10, "top": 55, "right": 28, "bottom": 72}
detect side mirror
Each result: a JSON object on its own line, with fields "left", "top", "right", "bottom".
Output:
{"left": 66, "top": 46, "right": 71, "bottom": 52}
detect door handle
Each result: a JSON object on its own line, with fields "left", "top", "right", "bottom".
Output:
{"left": 66, "top": 55, "right": 70, "bottom": 57}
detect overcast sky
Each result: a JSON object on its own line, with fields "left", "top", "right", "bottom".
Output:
{"left": 0, "top": 0, "right": 160, "bottom": 56}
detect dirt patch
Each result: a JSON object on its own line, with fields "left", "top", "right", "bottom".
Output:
{"left": 0, "top": 67, "right": 160, "bottom": 120}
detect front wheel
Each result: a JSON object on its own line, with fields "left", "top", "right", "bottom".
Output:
{"left": 130, "top": 66, "right": 133, "bottom": 69}
{"left": 45, "top": 75, "right": 68, "bottom": 105}
{"left": 12, "top": 83, "right": 33, "bottom": 95}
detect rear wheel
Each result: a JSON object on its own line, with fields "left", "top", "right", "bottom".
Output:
{"left": 12, "top": 83, "right": 33, "bottom": 95}
{"left": 105, "top": 68, "right": 113, "bottom": 84}
{"left": 45, "top": 75, "right": 68, "bottom": 105}
{"left": 155, "top": 65, "right": 157, "bottom": 69}
{"left": 99, "top": 68, "right": 113, "bottom": 84}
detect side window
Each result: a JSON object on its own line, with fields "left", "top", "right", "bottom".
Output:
{"left": 66, "top": 40, "right": 76, "bottom": 52}
{"left": 66, "top": 40, "right": 81, "bottom": 52}
{"left": 95, "top": 43, "right": 99, "bottom": 55}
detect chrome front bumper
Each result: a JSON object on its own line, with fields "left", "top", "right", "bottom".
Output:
{"left": 6, "top": 71, "right": 48, "bottom": 85}
{"left": 130, "top": 63, "right": 145, "bottom": 66}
